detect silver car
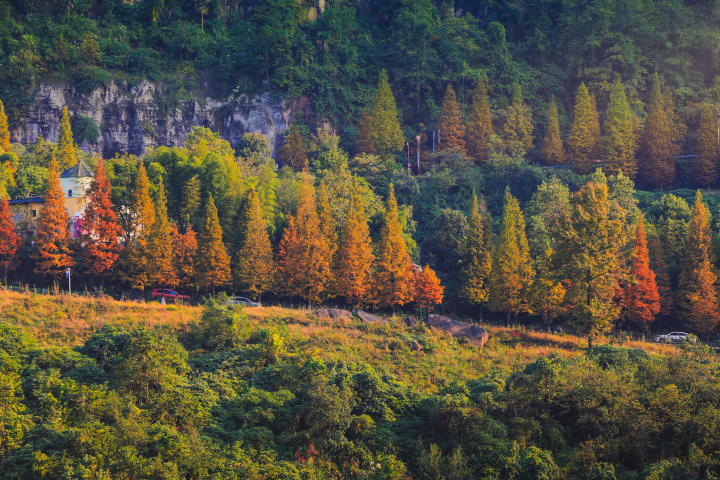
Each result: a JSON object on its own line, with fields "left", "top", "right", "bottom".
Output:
{"left": 654, "top": 332, "right": 695, "bottom": 344}
{"left": 228, "top": 296, "right": 259, "bottom": 307}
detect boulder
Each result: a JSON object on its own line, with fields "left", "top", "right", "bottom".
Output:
{"left": 357, "top": 310, "right": 388, "bottom": 324}
{"left": 424, "top": 314, "right": 490, "bottom": 348}
{"left": 314, "top": 309, "right": 352, "bottom": 320}
{"left": 410, "top": 340, "right": 422, "bottom": 352}
{"left": 403, "top": 316, "right": 417, "bottom": 327}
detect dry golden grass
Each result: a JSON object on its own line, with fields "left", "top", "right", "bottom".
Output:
{"left": 0, "top": 290, "right": 688, "bottom": 391}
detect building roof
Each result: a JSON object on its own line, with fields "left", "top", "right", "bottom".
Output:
{"left": 60, "top": 159, "right": 94, "bottom": 178}
{"left": 8, "top": 197, "right": 44, "bottom": 205}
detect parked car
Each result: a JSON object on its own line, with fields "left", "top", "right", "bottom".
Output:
{"left": 151, "top": 289, "right": 190, "bottom": 302}
{"left": 227, "top": 296, "right": 259, "bottom": 307}
{"left": 654, "top": 332, "right": 696, "bottom": 344}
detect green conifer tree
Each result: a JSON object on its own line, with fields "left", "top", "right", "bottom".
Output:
{"left": 57, "top": 106, "right": 77, "bottom": 171}
{"left": 639, "top": 74, "right": 679, "bottom": 187}
{"left": 503, "top": 84, "right": 534, "bottom": 152}
{"left": 0, "top": 100, "right": 11, "bottom": 153}
{"left": 370, "top": 70, "right": 404, "bottom": 160}
{"left": 694, "top": 106, "right": 718, "bottom": 186}
{"left": 602, "top": 81, "right": 638, "bottom": 178}
{"left": 459, "top": 194, "right": 493, "bottom": 318}
{"left": 356, "top": 109, "right": 377, "bottom": 155}
{"left": 466, "top": 80, "right": 493, "bottom": 163}
{"left": 567, "top": 83, "right": 600, "bottom": 174}
{"left": 437, "top": 84, "right": 466, "bottom": 154}
{"left": 540, "top": 97, "right": 564, "bottom": 165}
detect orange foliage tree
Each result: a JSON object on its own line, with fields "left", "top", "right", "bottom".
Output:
{"left": 374, "top": 184, "right": 414, "bottom": 314}
{"left": 436, "top": 84, "right": 466, "bottom": 154}
{"left": 623, "top": 215, "right": 660, "bottom": 331}
{"left": 687, "top": 259, "right": 720, "bottom": 337}
{"left": 414, "top": 264, "right": 444, "bottom": 314}
{"left": 146, "top": 182, "right": 178, "bottom": 289}
{"left": 33, "top": 158, "right": 75, "bottom": 283}
{"left": 173, "top": 225, "right": 197, "bottom": 290}
{"left": 0, "top": 196, "right": 21, "bottom": 286}
{"left": 120, "top": 161, "right": 155, "bottom": 290}
{"left": 81, "top": 158, "right": 122, "bottom": 290}
{"left": 334, "top": 177, "right": 374, "bottom": 307}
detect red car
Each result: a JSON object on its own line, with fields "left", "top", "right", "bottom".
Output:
{"left": 151, "top": 289, "right": 190, "bottom": 302}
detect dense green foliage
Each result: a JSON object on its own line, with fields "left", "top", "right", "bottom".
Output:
{"left": 2, "top": 308, "right": 720, "bottom": 479}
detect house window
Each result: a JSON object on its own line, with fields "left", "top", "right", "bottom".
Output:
{"left": 31, "top": 210, "right": 37, "bottom": 217}
{"left": 68, "top": 190, "right": 73, "bottom": 197}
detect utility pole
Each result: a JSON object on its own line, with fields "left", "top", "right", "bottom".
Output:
{"left": 407, "top": 142, "right": 410, "bottom": 173}
{"left": 432, "top": 130, "right": 436, "bottom": 153}
{"left": 416, "top": 135, "right": 421, "bottom": 174}
{"left": 66, "top": 268, "right": 71, "bottom": 295}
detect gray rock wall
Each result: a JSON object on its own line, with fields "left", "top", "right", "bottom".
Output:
{"left": 10, "top": 82, "right": 294, "bottom": 158}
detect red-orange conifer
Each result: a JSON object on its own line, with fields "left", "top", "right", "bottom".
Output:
{"left": 414, "top": 264, "right": 444, "bottom": 313}
{"left": 623, "top": 215, "right": 660, "bottom": 331}
{"left": 687, "top": 259, "right": 720, "bottom": 337}
{"left": 0, "top": 196, "right": 21, "bottom": 286}
{"left": 173, "top": 225, "right": 197, "bottom": 290}
{"left": 33, "top": 158, "right": 75, "bottom": 282}
{"left": 82, "top": 158, "right": 123, "bottom": 288}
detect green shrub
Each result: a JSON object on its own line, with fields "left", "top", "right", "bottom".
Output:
{"left": 587, "top": 344, "right": 650, "bottom": 369}
{"left": 72, "top": 115, "right": 100, "bottom": 144}
{"left": 76, "top": 66, "right": 112, "bottom": 91}
{"left": 128, "top": 48, "right": 160, "bottom": 81}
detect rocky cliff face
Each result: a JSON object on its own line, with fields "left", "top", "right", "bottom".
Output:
{"left": 10, "top": 81, "right": 295, "bottom": 158}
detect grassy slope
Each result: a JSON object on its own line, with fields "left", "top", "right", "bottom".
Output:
{"left": 0, "top": 290, "right": 682, "bottom": 392}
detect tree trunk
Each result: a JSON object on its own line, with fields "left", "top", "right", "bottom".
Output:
{"left": 506, "top": 312, "right": 510, "bottom": 328}
{"left": 479, "top": 307, "right": 484, "bottom": 322}
{"left": 588, "top": 336, "right": 593, "bottom": 349}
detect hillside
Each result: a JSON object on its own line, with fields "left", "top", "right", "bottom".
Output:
{"left": 1, "top": 290, "right": 719, "bottom": 478}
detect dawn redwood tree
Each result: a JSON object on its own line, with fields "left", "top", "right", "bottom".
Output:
{"left": 602, "top": 81, "right": 637, "bottom": 178}
{"left": 233, "top": 188, "right": 275, "bottom": 303}
{"left": 623, "top": 215, "right": 660, "bottom": 332}
{"left": 276, "top": 214, "right": 300, "bottom": 298}
{"left": 0, "top": 196, "right": 21, "bottom": 287}
{"left": 0, "top": 100, "right": 10, "bottom": 152}
{"left": 504, "top": 84, "right": 533, "bottom": 152}
{"left": 334, "top": 177, "right": 374, "bottom": 307}
{"left": 146, "top": 182, "right": 178, "bottom": 290}
{"left": 552, "top": 181, "right": 626, "bottom": 348}
{"left": 81, "top": 158, "right": 123, "bottom": 290}
{"left": 374, "top": 184, "right": 414, "bottom": 314}
{"left": 57, "top": 106, "right": 76, "bottom": 170}
{"left": 677, "top": 191, "right": 716, "bottom": 316}
{"left": 120, "top": 162, "right": 155, "bottom": 290}
{"left": 527, "top": 245, "right": 565, "bottom": 332}
{"left": 414, "top": 264, "right": 444, "bottom": 314}
{"left": 466, "top": 80, "right": 492, "bottom": 163}
{"left": 195, "top": 196, "right": 231, "bottom": 294}
{"left": 316, "top": 182, "right": 337, "bottom": 260}
{"left": 647, "top": 230, "right": 673, "bottom": 318}
{"left": 278, "top": 124, "right": 307, "bottom": 171}
{"left": 540, "top": 97, "right": 564, "bottom": 165}
{"left": 489, "top": 188, "right": 534, "bottom": 326}
{"left": 436, "top": 84, "right": 466, "bottom": 154}
{"left": 172, "top": 225, "right": 196, "bottom": 290}
{"left": 639, "top": 74, "right": 679, "bottom": 187}
{"left": 567, "top": 83, "right": 600, "bottom": 174}
{"left": 694, "top": 106, "right": 718, "bottom": 186}
{"left": 33, "top": 158, "right": 75, "bottom": 283}
{"left": 458, "top": 194, "right": 493, "bottom": 318}
{"left": 370, "top": 70, "right": 404, "bottom": 160}
{"left": 356, "top": 109, "right": 377, "bottom": 155}
{"left": 687, "top": 259, "right": 720, "bottom": 338}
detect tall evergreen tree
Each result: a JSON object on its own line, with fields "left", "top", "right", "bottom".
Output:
{"left": 278, "top": 124, "right": 307, "bottom": 171}
{"left": 81, "top": 158, "right": 123, "bottom": 289}
{"left": 647, "top": 230, "right": 673, "bottom": 319}
{"left": 0, "top": 100, "right": 11, "bottom": 153}
{"left": 316, "top": 182, "right": 337, "bottom": 260}
{"left": 374, "top": 184, "right": 414, "bottom": 314}
{"left": 195, "top": 196, "right": 232, "bottom": 294}
{"left": 334, "top": 177, "right": 374, "bottom": 307}
{"left": 172, "top": 226, "right": 196, "bottom": 290}
{"left": 503, "top": 84, "right": 534, "bottom": 152}
{"left": 540, "top": 97, "right": 564, "bottom": 165}
{"left": 120, "top": 162, "right": 155, "bottom": 290}
{"left": 527, "top": 245, "right": 566, "bottom": 332}
{"left": 466, "top": 80, "right": 492, "bottom": 163}
{"left": 356, "top": 109, "right": 377, "bottom": 155}
{"left": 370, "top": 70, "right": 404, "bottom": 160}
{"left": 234, "top": 188, "right": 275, "bottom": 303}
{"left": 694, "top": 106, "right": 718, "bottom": 186}
{"left": 57, "top": 106, "right": 76, "bottom": 171}
{"left": 458, "top": 194, "right": 493, "bottom": 318}
{"left": 677, "top": 191, "right": 715, "bottom": 315}
{"left": 623, "top": 215, "right": 660, "bottom": 332}
{"left": 488, "top": 188, "right": 534, "bottom": 325}
{"left": 602, "top": 82, "right": 638, "bottom": 178}
{"left": 414, "top": 264, "right": 444, "bottom": 314}
{"left": 687, "top": 259, "right": 720, "bottom": 337}
{"left": 0, "top": 197, "right": 21, "bottom": 287}
{"left": 567, "top": 83, "right": 600, "bottom": 174}
{"left": 552, "top": 181, "right": 626, "bottom": 348}
{"left": 639, "top": 74, "right": 678, "bottom": 187}
{"left": 437, "top": 84, "right": 466, "bottom": 154}
{"left": 146, "top": 183, "right": 177, "bottom": 289}
{"left": 33, "top": 159, "right": 75, "bottom": 282}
